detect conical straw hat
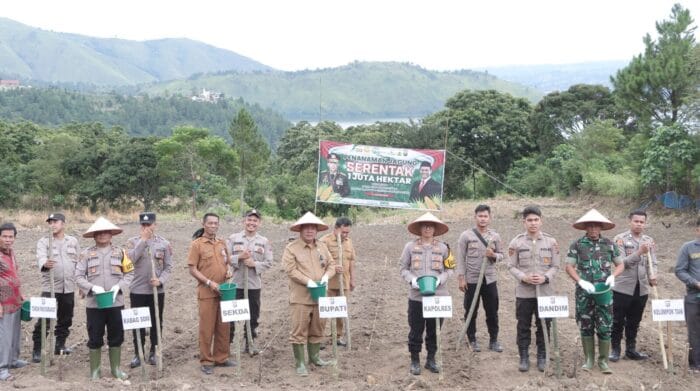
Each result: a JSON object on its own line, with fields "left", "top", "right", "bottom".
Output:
{"left": 83, "top": 217, "right": 123, "bottom": 238}
{"left": 572, "top": 209, "right": 615, "bottom": 231}
{"left": 407, "top": 212, "right": 449, "bottom": 236}
{"left": 290, "top": 211, "right": 329, "bottom": 232}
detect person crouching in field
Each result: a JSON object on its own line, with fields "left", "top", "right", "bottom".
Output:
{"left": 399, "top": 212, "right": 453, "bottom": 376}
{"left": 283, "top": 212, "right": 335, "bottom": 376}
{"left": 565, "top": 209, "right": 624, "bottom": 374}
{"left": 75, "top": 217, "right": 134, "bottom": 380}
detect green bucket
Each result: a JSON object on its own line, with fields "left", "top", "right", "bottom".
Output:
{"left": 21, "top": 300, "right": 31, "bottom": 322}
{"left": 95, "top": 291, "right": 114, "bottom": 309}
{"left": 308, "top": 282, "right": 327, "bottom": 302}
{"left": 219, "top": 282, "right": 237, "bottom": 301}
{"left": 591, "top": 282, "right": 612, "bottom": 305}
{"left": 417, "top": 275, "right": 438, "bottom": 296}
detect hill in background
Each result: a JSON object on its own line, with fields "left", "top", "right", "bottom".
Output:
{"left": 140, "top": 61, "right": 543, "bottom": 120}
{"left": 0, "top": 17, "right": 271, "bottom": 85}
{"left": 481, "top": 60, "right": 628, "bottom": 93}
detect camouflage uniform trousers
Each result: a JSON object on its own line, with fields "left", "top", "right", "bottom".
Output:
{"left": 575, "top": 288, "right": 613, "bottom": 339}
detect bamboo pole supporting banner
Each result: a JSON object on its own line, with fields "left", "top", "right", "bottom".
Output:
{"left": 48, "top": 227, "right": 55, "bottom": 366}
{"left": 244, "top": 266, "right": 258, "bottom": 356}
{"left": 135, "top": 328, "right": 147, "bottom": 380}
{"left": 647, "top": 247, "right": 668, "bottom": 370}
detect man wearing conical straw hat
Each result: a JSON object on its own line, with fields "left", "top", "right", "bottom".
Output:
{"left": 283, "top": 211, "right": 336, "bottom": 376}
{"left": 75, "top": 217, "right": 134, "bottom": 380}
{"left": 399, "top": 212, "right": 453, "bottom": 376}
{"left": 565, "top": 209, "right": 624, "bottom": 374}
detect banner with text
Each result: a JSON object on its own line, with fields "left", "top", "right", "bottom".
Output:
{"left": 316, "top": 141, "right": 445, "bottom": 210}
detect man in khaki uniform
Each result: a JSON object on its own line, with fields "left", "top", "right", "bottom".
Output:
{"left": 187, "top": 212, "right": 234, "bottom": 375}
{"left": 283, "top": 212, "right": 336, "bottom": 376}
{"left": 456, "top": 204, "right": 504, "bottom": 353}
{"left": 75, "top": 217, "right": 134, "bottom": 380}
{"left": 399, "top": 212, "right": 453, "bottom": 375}
{"left": 319, "top": 216, "right": 356, "bottom": 347}
{"left": 507, "top": 206, "right": 560, "bottom": 372}
{"left": 609, "top": 210, "right": 657, "bottom": 361}
{"left": 227, "top": 209, "right": 273, "bottom": 352}
{"left": 33, "top": 213, "right": 80, "bottom": 361}
{"left": 127, "top": 212, "right": 173, "bottom": 368}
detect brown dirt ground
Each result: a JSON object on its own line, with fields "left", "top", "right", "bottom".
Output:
{"left": 3, "top": 197, "right": 699, "bottom": 390}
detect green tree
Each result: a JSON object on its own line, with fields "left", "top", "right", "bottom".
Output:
{"left": 531, "top": 84, "right": 622, "bottom": 154}
{"left": 229, "top": 108, "right": 271, "bottom": 213}
{"left": 612, "top": 4, "right": 699, "bottom": 129}
{"left": 640, "top": 124, "right": 697, "bottom": 194}
{"left": 424, "top": 90, "right": 535, "bottom": 198}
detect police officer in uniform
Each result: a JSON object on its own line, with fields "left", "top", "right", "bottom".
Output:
{"left": 319, "top": 153, "right": 350, "bottom": 197}
{"left": 75, "top": 217, "right": 134, "bottom": 380}
{"left": 609, "top": 210, "right": 657, "bottom": 361}
{"left": 127, "top": 212, "right": 173, "bottom": 368}
{"left": 319, "top": 216, "right": 356, "bottom": 347}
{"left": 565, "top": 209, "right": 624, "bottom": 374}
{"left": 33, "top": 213, "right": 80, "bottom": 362}
{"left": 457, "top": 204, "right": 504, "bottom": 353}
{"left": 507, "top": 206, "right": 560, "bottom": 372}
{"left": 227, "top": 209, "right": 273, "bottom": 353}
{"left": 187, "top": 212, "right": 234, "bottom": 375}
{"left": 674, "top": 217, "right": 700, "bottom": 373}
{"left": 283, "top": 212, "right": 335, "bottom": 376}
{"left": 399, "top": 212, "right": 453, "bottom": 375}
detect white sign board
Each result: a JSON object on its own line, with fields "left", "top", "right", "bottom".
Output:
{"left": 318, "top": 296, "right": 348, "bottom": 319}
{"left": 220, "top": 299, "right": 251, "bottom": 322}
{"left": 537, "top": 296, "right": 570, "bottom": 318}
{"left": 651, "top": 299, "right": 685, "bottom": 321}
{"left": 121, "top": 307, "right": 152, "bottom": 330}
{"left": 422, "top": 296, "right": 452, "bottom": 318}
{"left": 30, "top": 297, "right": 57, "bottom": 319}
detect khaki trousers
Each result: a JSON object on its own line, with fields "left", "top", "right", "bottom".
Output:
{"left": 198, "top": 297, "right": 230, "bottom": 365}
{"left": 289, "top": 303, "right": 326, "bottom": 344}
{"left": 327, "top": 288, "right": 349, "bottom": 338}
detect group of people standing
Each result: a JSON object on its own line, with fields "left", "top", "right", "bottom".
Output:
{"left": 0, "top": 206, "right": 698, "bottom": 382}
{"left": 399, "top": 205, "right": 700, "bottom": 377}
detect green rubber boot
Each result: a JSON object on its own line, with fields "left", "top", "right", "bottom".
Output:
{"left": 308, "top": 343, "right": 330, "bottom": 366}
{"left": 89, "top": 349, "right": 101, "bottom": 380}
{"left": 598, "top": 338, "right": 613, "bottom": 374}
{"left": 292, "top": 344, "right": 308, "bottom": 376}
{"left": 108, "top": 347, "right": 129, "bottom": 380}
{"left": 581, "top": 336, "right": 595, "bottom": 372}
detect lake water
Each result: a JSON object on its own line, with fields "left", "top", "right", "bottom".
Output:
{"left": 290, "top": 117, "right": 417, "bottom": 128}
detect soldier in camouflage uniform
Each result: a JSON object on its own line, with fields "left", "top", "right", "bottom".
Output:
{"left": 565, "top": 209, "right": 624, "bottom": 374}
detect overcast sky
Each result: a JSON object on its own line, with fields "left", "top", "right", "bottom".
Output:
{"left": 1, "top": 0, "right": 697, "bottom": 71}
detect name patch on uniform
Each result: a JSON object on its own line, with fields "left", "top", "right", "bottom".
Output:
{"left": 30, "top": 297, "right": 57, "bottom": 319}
{"left": 537, "top": 296, "right": 569, "bottom": 318}
{"left": 121, "top": 307, "right": 152, "bottom": 330}
{"left": 220, "top": 299, "right": 250, "bottom": 322}
{"left": 690, "top": 252, "right": 700, "bottom": 260}
{"left": 651, "top": 299, "right": 685, "bottom": 321}
{"left": 422, "top": 296, "right": 452, "bottom": 318}
{"left": 318, "top": 296, "right": 348, "bottom": 318}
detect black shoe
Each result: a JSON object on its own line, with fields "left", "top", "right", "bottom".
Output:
{"left": 609, "top": 346, "right": 621, "bottom": 362}
{"left": 424, "top": 357, "right": 440, "bottom": 373}
{"left": 410, "top": 360, "right": 421, "bottom": 375}
{"left": 32, "top": 350, "right": 41, "bottom": 363}
{"left": 625, "top": 349, "right": 649, "bottom": 360}
{"left": 54, "top": 346, "right": 72, "bottom": 355}
{"left": 518, "top": 349, "right": 530, "bottom": 372}
{"left": 537, "top": 354, "right": 546, "bottom": 372}
{"left": 148, "top": 352, "right": 157, "bottom": 366}
{"left": 130, "top": 356, "right": 141, "bottom": 368}
{"left": 469, "top": 340, "right": 481, "bottom": 352}
{"left": 200, "top": 365, "right": 213, "bottom": 375}
{"left": 489, "top": 340, "right": 503, "bottom": 353}
{"left": 215, "top": 359, "right": 236, "bottom": 367}
{"left": 336, "top": 339, "right": 347, "bottom": 347}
